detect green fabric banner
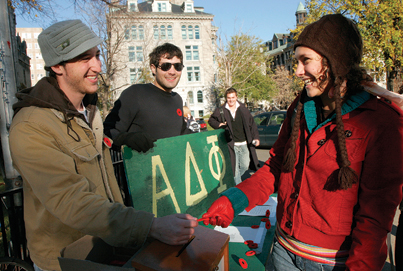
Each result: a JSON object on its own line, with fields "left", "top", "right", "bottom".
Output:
{"left": 122, "top": 129, "right": 234, "bottom": 218}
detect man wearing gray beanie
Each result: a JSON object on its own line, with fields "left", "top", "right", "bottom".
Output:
{"left": 9, "top": 20, "right": 198, "bottom": 271}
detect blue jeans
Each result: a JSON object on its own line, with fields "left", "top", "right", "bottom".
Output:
{"left": 34, "top": 263, "right": 53, "bottom": 271}
{"left": 234, "top": 144, "right": 250, "bottom": 185}
{"left": 266, "top": 237, "right": 346, "bottom": 271}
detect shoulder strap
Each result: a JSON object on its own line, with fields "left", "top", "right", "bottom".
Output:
{"left": 219, "top": 107, "right": 225, "bottom": 123}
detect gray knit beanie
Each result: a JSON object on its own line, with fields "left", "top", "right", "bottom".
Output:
{"left": 294, "top": 14, "right": 363, "bottom": 79}
{"left": 38, "top": 20, "right": 102, "bottom": 67}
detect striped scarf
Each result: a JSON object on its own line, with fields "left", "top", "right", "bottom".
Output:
{"left": 275, "top": 225, "right": 349, "bottom": 266}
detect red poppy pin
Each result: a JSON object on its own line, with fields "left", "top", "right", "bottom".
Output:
{"left": 103, "top": 137, "right": 112, "bottom": 148}
{"left": 177, "top": 108, "right": 182, "bottom": 116}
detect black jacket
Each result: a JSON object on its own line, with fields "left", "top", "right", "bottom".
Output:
{"left": 208, "top": 102, "right": 260, "bottom": 175}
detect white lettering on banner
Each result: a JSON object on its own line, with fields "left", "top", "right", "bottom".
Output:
{"left": 152, "top": 155, "right": 181, "bottom": 217}
{"left": 185, "top": 142, "right": 208, "bottom": 206}
{"left": 207, "top": 135, "right": 227, "bottom": 193}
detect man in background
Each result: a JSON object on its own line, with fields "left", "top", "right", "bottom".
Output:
{"left": 208, "top": 88, "right": 260, "bottom": 184}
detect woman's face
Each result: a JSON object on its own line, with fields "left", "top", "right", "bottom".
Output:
{"left": 295, "top": 46, "right": 334, "bottom": 98}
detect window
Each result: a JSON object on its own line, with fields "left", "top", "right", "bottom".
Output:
{"left": 31, "top": 74, "right": 34, "bottom": 80}
{"left": 34, "top": 43, "right": 39, "bottom": 49}
{"left": 194, "top": 67, "right": 200, "bottom": 81}
{"left": 197, "top": 90, "right": 203, "bottom": 103}
{"left": 158, "top": 3, "right": 166, "bottom": 12}
{"left": 129, "top": 46, "right": 135, "bottom": 62}
{"left": 129, "top": 3, "right": 136, "bottom": 11}
{"left": 167, "top": 25, "right": 173, "bottom": 39}
{"left": 130, "top": 68, "right": 144, "bottom": 84}
{"left": 37, "top": 74, "right": 43, "bottom": 80}
{"left": 188, "top": 26, "right": 193, "bottom": 39}
{"left": 187, "top": 66, "right": 201, "bottom": 82}
{"left": 185, "top": 45, "right": 199, "bottom": 61}
{"left": 198, "top": 110, "right": 204, "bottom": 118}
{"left": 21, "top": 33, "right": 31, "bottom": 39}
{"left": 131, "top": 26, "right": 137, "bottom": 40}
{"left": 139, "top": 26, "right": 144, "bottom": 40}
{"left": 188, "top": 91, "right": 194, "bottom": 104}
{"left": 181, "top": 25, "right": 187, "bottom": 39}
{"left": 35, "top": 53, "right": 41, "bottom": 59}
{"left": 181, "top": 25, "right": 200, "bottom": 40}
{"left": 153, "top": 25, "right": 159, "bottom": 40}
{"left": 136, "top": 46, "right": 143, "bottom": 61}
{"left": 186, "top": 4, "right": 192, "bottom": 12}
{"left": 34, "top": 33, "right": 39, "bottom": 38}
{"left": 124, "top": 26, "right": 130, "bottom": 40}
{"left": 129, "top": 46, "right": 143, "bottom": 62}
{"left": 36, "top": 64, "right": 43, "bottom": 70}
{"left": 27, "top": 53, "right": 33, "bottom": 59}
{"left": 160, "top": 25, "right": 166, "bottom": 39}
{"left": 27, "top": 43, "right": 32, "bottom": 49}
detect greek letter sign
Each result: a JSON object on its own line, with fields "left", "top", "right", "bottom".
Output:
{"left": 122, "top": 130, "right": 234, "bottom": 218}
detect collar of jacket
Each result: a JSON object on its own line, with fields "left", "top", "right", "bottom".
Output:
{"left": 303, "top": 90, "right": 371, "bottom": 133}
{"left": 13, "top": 76, "right": 98, "bottom": 123}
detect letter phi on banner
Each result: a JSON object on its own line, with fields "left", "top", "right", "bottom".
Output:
{"left": 122, "top": 129, "right": 235, "bottom": 218}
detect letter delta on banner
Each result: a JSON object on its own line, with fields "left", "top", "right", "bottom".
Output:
{"left": 122, "top": 129, "right": 235, "bottom": 218}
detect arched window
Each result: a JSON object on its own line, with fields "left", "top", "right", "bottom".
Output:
{"left": 167, "top": 25, "right": 173, "bottom": 39}
{"left": 188, "top": 91, "right": 194, "bottom": 104}
{"left": 160, "top": 25, "right": 166, "bottom": 39}
{"left": 188, "top": 25, "right": 193, "bottom": 39}
{"left": 153, "top": 25, "right": 159, "bottom": 40}
{"left": 181, "top": 25, "right": 187, "bottom": 39}
{"left": 197, "top": 90, "right": 203, "bottom": 103}
{"left": 195, "top": 26, "right": 200, "bottom": 39}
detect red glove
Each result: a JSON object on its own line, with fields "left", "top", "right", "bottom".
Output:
{"left": 202, "top": 196, "right": 234, "bottom": 228}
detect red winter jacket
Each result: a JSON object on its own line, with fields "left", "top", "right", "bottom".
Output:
{"left": 237, "top": 93, "right": 403, "bottom": 271}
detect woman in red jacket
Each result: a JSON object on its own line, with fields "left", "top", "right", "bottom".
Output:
{"left": 203, "top": 14, "right": 403, "bottom": 271}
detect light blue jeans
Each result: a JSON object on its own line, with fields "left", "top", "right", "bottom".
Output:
{"left": 234, "top": 144, "right": 250, "bottom": 185}
{"left": 34, "top": 263, "right": 53, "bottom": 271}
{"left": 266, "top": 237, "right": 346, "bottom": 271}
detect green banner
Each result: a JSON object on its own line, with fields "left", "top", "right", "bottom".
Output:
{"left": 122, "top": 129, "right": 234, "bottom": 218}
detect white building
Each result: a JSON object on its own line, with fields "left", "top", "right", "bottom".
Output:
{"left": 108, "top": 0, "right": 217, "bottom": 119}
{"left": 16, "top": 27, "right": 45, "bottom": 86}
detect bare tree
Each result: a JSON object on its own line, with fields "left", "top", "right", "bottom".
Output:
{"left": 269, "top": 67, "right": 300, "bottom": 110}
{"left": 214, "top": 30, "right": 275, "bottom": 108}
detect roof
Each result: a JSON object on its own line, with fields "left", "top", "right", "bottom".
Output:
{"left": 137, "top": 1, "right": 213, "bottom": 16}
{"left": 296, "top": 2, "right": 306, "bottom": 13}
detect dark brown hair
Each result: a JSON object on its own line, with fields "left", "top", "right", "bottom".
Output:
{"left": 149, "top": 43, "right": 183, "bottom": 72}
{"left": 282, "top": 61, "right": 372, "bottom": 190}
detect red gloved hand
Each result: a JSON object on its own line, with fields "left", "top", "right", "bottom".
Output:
{"left": 202, "top": 196, "right": 234, "bottom": 228}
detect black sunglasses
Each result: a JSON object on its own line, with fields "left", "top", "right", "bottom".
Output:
{"left": 157, "top": 62, "right": 184, "bottom": 72}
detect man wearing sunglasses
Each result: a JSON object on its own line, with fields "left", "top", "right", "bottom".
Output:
{"left": 104, "top": 43, "right": 190, "bottom": 153}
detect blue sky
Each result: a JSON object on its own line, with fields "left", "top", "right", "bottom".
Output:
{"left": 16, "top": 0, "right": 304, "bottom": 42}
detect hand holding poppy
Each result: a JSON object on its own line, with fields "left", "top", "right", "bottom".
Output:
{"left": 202, "top": 196, "right": 234, "bottom": 228}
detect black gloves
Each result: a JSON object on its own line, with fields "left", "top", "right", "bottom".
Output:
{"left": 114, "top": 131, "right": 156, "bottom": 153}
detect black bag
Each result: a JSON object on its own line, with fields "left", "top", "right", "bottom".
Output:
{"left": 219, "top": 107, "right": 232, "bottom": 142}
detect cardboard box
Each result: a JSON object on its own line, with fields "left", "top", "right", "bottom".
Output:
{"left": 58, "top": 235, "right": 136, "bottom": 271}
{"left": 58, "top": 226, "right": 229, "bottom": 271}
{"left": 131, "top": 226, "right": 229, "bottom": 271}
